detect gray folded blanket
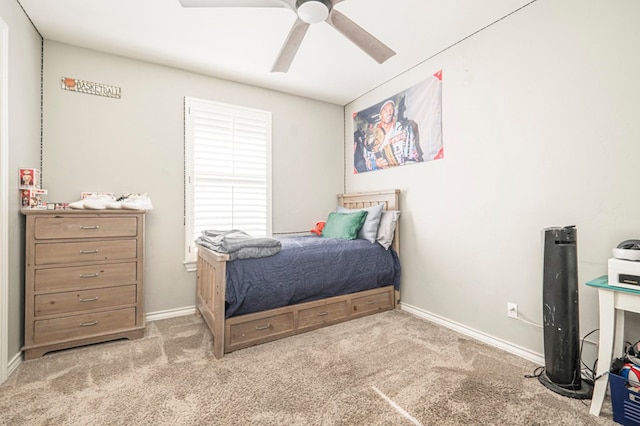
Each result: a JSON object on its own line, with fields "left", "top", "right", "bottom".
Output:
{"left": 195, "top": 229, "right": 281, "bottom": 261}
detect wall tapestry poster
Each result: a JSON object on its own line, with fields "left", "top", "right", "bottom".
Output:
{"left": 353, "top": 70, "right": 443, "bottom": 173}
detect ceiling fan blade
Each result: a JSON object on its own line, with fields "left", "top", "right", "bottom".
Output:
{"left": 178, "top": 0, "right": 288, "bottom": 8}
{"left": 271, "top": 19, "right": 310, "bottom": 73}
{"left": 326, "top": 9, "right": 395, "bottom": 64}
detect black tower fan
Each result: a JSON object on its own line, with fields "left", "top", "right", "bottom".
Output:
{"left": 539, "top": 226, "right": 592, "bottom": 399}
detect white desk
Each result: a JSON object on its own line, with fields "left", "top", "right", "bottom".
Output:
{"left": 587, "top": 275, "right": 640, "bottom": 416}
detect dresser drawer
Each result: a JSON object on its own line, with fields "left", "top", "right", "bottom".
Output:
{"left": 298, "top": 300, "right": 348, "bottom": 330}
{"left": 35, "top": 285, "right": 137, "bottom": 317}
{"left": 35, "top": 262, "right": 137, "bottom": 292}
{"left": 35, "top": 240, "right": 137, "bottom": 265}
{"left": 34, "top": 217, "right": 137, "bottom": 240}
{"left": 351, "top": 289, "right": 393, "bottom": 316}
{"left": 33, "top": 307, "right": 136, "bottom": 344}
{"left": 228, "top": 312, "right": 294, "bottom": 347}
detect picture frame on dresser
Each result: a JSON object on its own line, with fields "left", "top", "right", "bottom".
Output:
{"left": 21, "top": 209, "right": 146, "bottom": 360}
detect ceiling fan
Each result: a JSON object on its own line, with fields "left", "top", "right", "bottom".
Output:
{"left": 178, "top": 0, "right": 396, "bottom": 73}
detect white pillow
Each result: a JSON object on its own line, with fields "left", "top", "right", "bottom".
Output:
{"left": 336, "top": 203, "right": 384, "bottom": 243}
{"left": 377, "top": 210, "right": 400, "bottom": 250}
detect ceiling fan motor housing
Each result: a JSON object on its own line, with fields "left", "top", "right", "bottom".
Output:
{"left": 296, "top": 0, "right": 331, "bottom": 24}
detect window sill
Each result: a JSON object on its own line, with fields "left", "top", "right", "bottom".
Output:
{"left": 183, "top": 261, "right": 196, "bottom": 272}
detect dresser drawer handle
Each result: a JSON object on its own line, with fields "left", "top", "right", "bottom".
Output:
{"left": 80, "top": 225, "right": 99, "bottom": 230}
{"left": 79, "top": 249, "right": 99, "bottom": 254}
{"left": 366, "top": 300, "right": 376, "bottom": 305}
{"left": 255, "top": 324, "right": 271, "bottom": 331}
{"left": 79, "top": 321, "right": 98, "bottom": 327}
{"left": 80, "top": 273, "right": 100, "bottom": 278}
{"left": 79, "top": 297, "right": 99, "bottom": 302}
{"left": 316, "top": 311, "right": 329, "bottom": 316}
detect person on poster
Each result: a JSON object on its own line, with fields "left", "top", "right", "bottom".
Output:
{"left": 361, "top": 122, "right": 385, "bottom": 171}
{"left": 353, "top": 127, "right": 368, "bottom": 173}
{"left": 368, "top": 98, "right": 423, "bottom": 169}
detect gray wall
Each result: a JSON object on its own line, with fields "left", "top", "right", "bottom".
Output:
{"left": 41, "top": 41, "right": 345, "bottom": 316}
{"left": 0, "top": 2, "right": 43, "bottom": 365}
{"left": 345, "top": 0, "right": 640, "bottom": 364}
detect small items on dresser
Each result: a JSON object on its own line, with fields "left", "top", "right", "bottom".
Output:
{"left": 19, "top": 167, "right": 47, "bottom": 210}
{"left": 68, "top": 192, "right": 154, "bottom": 210}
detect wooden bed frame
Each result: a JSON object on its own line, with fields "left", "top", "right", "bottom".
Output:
{"left": 195, "top": 189, "right": 400, "bottom": 359}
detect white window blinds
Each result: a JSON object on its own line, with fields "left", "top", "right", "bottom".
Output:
{"left": 184, "top": 97, "right": 272, "bottom": 265}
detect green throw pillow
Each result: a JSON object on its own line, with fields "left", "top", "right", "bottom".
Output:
{"left": 321, "top": 211, "right": 368, "bottom": 240}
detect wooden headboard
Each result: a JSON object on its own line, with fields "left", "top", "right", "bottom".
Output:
{"left": 338, "top": 189, "right": 400, "bottom": 254}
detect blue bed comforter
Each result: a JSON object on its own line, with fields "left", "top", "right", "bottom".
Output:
{"left": 225, "top": 235, "right": 401, "bottom": 318}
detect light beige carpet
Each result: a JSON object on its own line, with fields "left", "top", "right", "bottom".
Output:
{"left": 0, "top": 310, "right": 616, "bottom": 425}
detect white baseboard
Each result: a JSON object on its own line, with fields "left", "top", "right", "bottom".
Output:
{"left": 400, "top": 303, "right": 545, "bottom": 366}
{"left": 146, "top": 306, "right": 196, "bottom": 322}
{"left": 8, "top": 352, "right": 21, "bottom": 377}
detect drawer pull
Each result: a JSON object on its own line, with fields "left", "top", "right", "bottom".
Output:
{"left": 80, "top": 225, "right": 100, "bottom": 230}
{"left": 79, "top": 249, "right": 99, "bottom": 254}
{"left": 255, "top": 324, "right": 272, "bottom": 331}
{"left": 80, "top": 272, "right": 100, "bottom": 278}
{"left": 316, "top": 311, "right": 329, "bottom": 316}
{"left": 79, "top": 321, "right": 98, "bottom": 327}
{"left": 366, "top": 300, "right": 376, "bottom": 305}
{"left": 79, "top": 297, "right": 99, "bottom": 302}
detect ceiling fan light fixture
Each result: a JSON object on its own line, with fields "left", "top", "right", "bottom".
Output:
{"left": 296, "top": 0, "right": 331, "bottom": 24}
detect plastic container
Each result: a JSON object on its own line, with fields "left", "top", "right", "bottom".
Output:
{"left": 610, "top": 372, "right": 640, "bottom": 425}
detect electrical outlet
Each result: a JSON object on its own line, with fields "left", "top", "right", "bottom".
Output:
{"left": 507, "top": 302, "right": 518, "bottom": 318}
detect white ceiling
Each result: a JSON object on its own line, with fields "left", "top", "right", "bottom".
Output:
{"left": 18, "top": 0, "right": 534, "bottom": 105}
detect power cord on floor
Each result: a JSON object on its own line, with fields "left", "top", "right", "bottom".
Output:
{"left": 524, "top": 365, "right": 545, "bottom": 379}
{"left": 525, "top": 328, "right": 600, "bottom": 404}
{"left": 512, "top": 309, "right": 606, "bottom": 392}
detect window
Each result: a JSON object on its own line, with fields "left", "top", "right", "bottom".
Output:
{"left": 184, "top": 97, "right": 272, "bottom": 270}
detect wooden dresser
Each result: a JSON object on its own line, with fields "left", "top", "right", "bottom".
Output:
{"left": 22, "top": 209, "right": 146, "bottom": 360}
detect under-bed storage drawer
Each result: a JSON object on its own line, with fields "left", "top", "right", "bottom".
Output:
{"left": 351, "top": 289, "right": 394, "bottom": 317}
{"left": 298, "top": 300, "right": 348, "bottom": 330}
{"left": 227, "top": 312, "right": 294, "bottom": 348}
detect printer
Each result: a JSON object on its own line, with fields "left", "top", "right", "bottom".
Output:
{"left": 609, "top": 240, "right": 640, "bottom": 291}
